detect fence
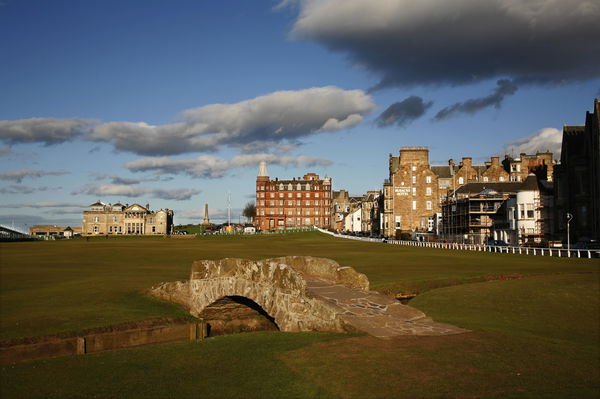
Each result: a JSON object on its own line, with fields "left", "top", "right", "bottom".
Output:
{"left": 315, "top": 228, "right": 599, "bottom": 258}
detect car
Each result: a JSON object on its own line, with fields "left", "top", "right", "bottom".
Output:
{"left": 487, "top": 239, "right": 509, "bottom": 247}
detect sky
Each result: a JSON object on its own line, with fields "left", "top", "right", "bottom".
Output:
{"left": 1, "top": 0, "right": 599, "bottom": 229}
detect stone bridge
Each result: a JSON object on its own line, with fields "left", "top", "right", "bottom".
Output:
{"left": 150, "top": 256, "right": 467, "bottom": 338}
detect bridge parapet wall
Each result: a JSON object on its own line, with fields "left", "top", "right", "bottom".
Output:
{"left": 151, "top": 256, "right": 368, "bottom": 333}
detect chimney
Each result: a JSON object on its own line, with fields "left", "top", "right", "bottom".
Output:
{"left": 491, "top": 156, "right": 500, "bottom": 167}
{"left": 461, "top": 157, "right": 472, "bottom": 168}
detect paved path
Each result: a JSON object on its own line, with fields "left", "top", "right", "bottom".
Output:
{"left": 306, "top": 280, "right": 469, "bottom": 339}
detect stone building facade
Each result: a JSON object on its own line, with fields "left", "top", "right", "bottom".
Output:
{"left": 554, "top": 98, "right": 600, "bottom": 242}
{"left": 503, "top": 152, "right": 554, "bottom": 182}
{"left": 82, "top": 201, "right": 174, "bottom": 235}
{"left": 383, "top": 147, "right": 440, "bottom": 238}
{"left": 331, "top": 190, "right": 351, "bottom": 231}
{"left": 254, "top": 161, "right": 332, "bottom": 231}
{"left": 383, "top": 146, "right": 556, "bottom": 239}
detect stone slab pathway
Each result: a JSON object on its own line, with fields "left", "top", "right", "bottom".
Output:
{"left": 306, "top": 280, "right": 469, "bottom": 339}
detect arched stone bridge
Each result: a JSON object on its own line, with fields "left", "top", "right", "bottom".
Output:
{"left": 150, "top": 256, "right": 467, "bottom": 338}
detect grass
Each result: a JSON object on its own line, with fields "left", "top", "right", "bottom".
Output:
{"left": 1, "top": 232, "right": 599, "bottom": 398}
{"left": 1, "top": 232, "right": 596, "bottom": 340}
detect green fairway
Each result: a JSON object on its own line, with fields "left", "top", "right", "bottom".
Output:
{"left": 1, "top": 232, "right": 599, "bottom": 398}
{"left": 0, "top": 232, "right": 597, "bottom": 340}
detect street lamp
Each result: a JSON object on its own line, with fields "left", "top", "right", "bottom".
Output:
{"left": 566, "top": 213, "right": 573, "bottom": 254}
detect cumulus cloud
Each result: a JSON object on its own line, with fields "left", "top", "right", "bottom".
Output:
{"left": 0, "top": 202, "right": 87, "bottom": 209}
{"left": 0, "top": 169, "right": 69, "bottom": 183}
{"left": 502, "top": 128, "right": 562, "bottom": 158}
{"left": 91, "top": 173, "right": 164, "bottom": 185}
{"left": 0, "top": 185, "right": 58, "bottom": 194}
{"left": 434, "top": 80, "right": 518, "bottom": 121}
{"left": 0, "top": 118, "right": 95, "bottom": 145}
{"left": 73, "top": 184, "right": 200, "bottom": 201}
{"left": 124, "top": 153, "right": 332, "bottom": 179}
{"left": 289, "top": 0, "right": 600, "bottom": 89}
{"left": 89, "top": 87, "right": 375, "bottom": 156}
{"left": 376, "top": 96, "right": 433, "bottom": 127}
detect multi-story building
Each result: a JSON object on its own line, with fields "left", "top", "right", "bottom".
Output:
{"left": 554, "top": 98, "right": 600, "bottom": 242}
{"left": 331, "top": 190, "right": 351, "bottom": 231}
{"left": 254, "top": 161, "right": 332, "bottom": 231}
{"left": 383, "top": 147, "right": 440, "bottom": 238}
{"left": 502, "top": 152, "right": 554, "bottom": 182}
{"left": 441, "top": 175, "right": 554, "bottom": 245}
{"left": 383, "top": 146, "right": 556, "bottom": 240}
{"left": 82, "top": 201, "right": 174, "bottom": 235}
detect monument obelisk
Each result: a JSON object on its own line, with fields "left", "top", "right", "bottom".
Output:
{"left": 202, "top": 203, "right": 210, "bottom": 225}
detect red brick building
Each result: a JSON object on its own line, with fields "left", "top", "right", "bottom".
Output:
{"left": 255, "top": 161, "right": 332, "bottom": 231}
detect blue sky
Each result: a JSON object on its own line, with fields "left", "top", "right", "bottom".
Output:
{"left": 1, "top": 0, "right": 599, "bottom": 229}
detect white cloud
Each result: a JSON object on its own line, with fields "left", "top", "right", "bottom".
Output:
{"left": 0, "top": 169, "right": 69, "bottom": 183}
{"left": 74, "top": 184, "right": 200, "bottom": 201}
{"left": 124, "top": 153, "right": 332, "bottom": 179}
{"left": 89, "top": 87, "right": 374, "bottom": 156}
{"left": 502, "top": 128, "right": 562, "bottom": 158}
{"left": 0, "top": 202, "right": 87, "bottom": 209}
{"left": 0, "top": 118, "right": 95, "bottom": 145}
{"left": 289, "top": 0, "right": 600, "bottom": 89}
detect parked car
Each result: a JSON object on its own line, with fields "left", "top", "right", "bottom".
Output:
{"left": 487, "top": 239, "right": 509, "bottom": 247}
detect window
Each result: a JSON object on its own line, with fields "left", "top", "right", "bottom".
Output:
{"left": 412, "top": 176, "right": 416, "bottom": 184}
{"left": 270, "top": 193, "right": 274, "bottom": 198}
{"left": 426, "top": 187, "right": 432, "bottom": 196}
{"left": 412, "top": 187, "right": 417, "bottom": 196}
{"left": 94, "top": 216, "right": 99, "bottom": 223}
{"left": 112, "top": 216, "right": 118, "bottom": 222}
{"left": 526, "top": 204, "right": 534, "bottom": 219}
{"left": 93, "top": 226, "right": 99, "bottom": 233}
{"left": 483, "top": 176, "right": 488, "bottom": 182}
{"left": 395, "top": 216, "right": 401, "bottom": 228}
{"left": 315, "top": 192, "right": 319, "bottom": 198}
{"left": 426, "top": 201, "right": 432, "bottom": 210}
{"left": 152, "top": 226, "right": 156, "bottom": 233}
{"left": 458, "top": 177, "right": 464, "bottom": 185}
{"left": 412, "top": 201, "right": 417, "bottom": 210}
{"left": 305, "top": 192, "right": 311, "bottom": 198}
{"left": 297, "top": 193, "right": 301, "bottom": 198}
{"left": 499, "top": 176, "right": 505, "bottom": 182}
{"left": 279, "top": 193, "right": 284, "bottom": 198}
{"left": 279, "top": 183, "right": 284, "bottom": 190}
{"left": 288, "top": 193, "right": 292, "bottom": 198}
{"left": 426, "top": 176, "right": 431, "bottom": 184}
{"left": 520, "top": 204, "right": 525, "bottom": 218}
{"left": 411, "top": 165, "right": 417, "bottom": 171}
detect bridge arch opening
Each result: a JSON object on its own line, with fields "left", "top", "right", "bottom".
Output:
{"left": 199, "top": 295, "right": 279, "bottom": 337}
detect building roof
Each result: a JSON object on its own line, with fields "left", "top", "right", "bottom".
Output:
{"left": 89, "top": 200, "right": 104, "bottom": 207}
{"left": 431, "top": 165, "right": 457, "bottom": 178}
{"left": 520, "top": 174, "right": 539, "bottom": 191}
{"left": 455, "top": 182, "right": 523, "bottom": 195}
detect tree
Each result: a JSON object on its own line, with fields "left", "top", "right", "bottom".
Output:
{"left": 242, "top": 202, "right": 256, "bottom": 223}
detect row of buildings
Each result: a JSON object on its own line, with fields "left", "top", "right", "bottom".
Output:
{"left": 255, "top": 99, "right": 599, "bottom": 246}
